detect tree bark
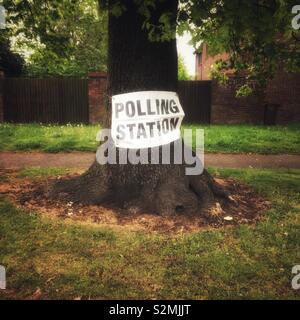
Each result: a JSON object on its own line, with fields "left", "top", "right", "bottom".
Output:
{"left": 50, "top": 0, "right": 228, "bottom": 216}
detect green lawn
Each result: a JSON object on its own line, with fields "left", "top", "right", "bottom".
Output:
{"left": 0, "top": 167, "right": 300, "bottom": 299}
{"left": 0, "top": 123, "right": 299, "bottom": 153}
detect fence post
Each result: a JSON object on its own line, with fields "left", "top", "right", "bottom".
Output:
{"left": 88, "top": 72, "right": 107, "bottom": 124}
{"left": 0, "top": 70, "right": 4, "bottom": 123}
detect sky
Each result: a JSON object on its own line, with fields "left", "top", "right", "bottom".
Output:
{"left": 177, "top": 32, "right": 196, "bottom": 77}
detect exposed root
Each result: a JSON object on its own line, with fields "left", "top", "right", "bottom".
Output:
{"left": 49, "top": 161, "right": 111, "bottom": 204}
{"left": 50, "top": 156, "right": 230, "bottom": 216}
{"left": 0, "top": 168, "right": 270, "bottom": 233}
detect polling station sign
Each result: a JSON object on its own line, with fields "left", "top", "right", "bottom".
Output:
{"left": 111, "top": 91, "right": 185, "bottom": 149}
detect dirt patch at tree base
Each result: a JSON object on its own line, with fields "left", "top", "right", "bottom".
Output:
{"left": 0, "top": 169, "right": 270, "bottom": 233}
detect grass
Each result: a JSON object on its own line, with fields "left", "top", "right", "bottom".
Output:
{"left": 0, "top": 123, "right": 100, "bottom": 153}
{"left": 17, "top": 167, "right": 77, "bottom": 178}
{"left": 0, "top": 123, "right": 299, "bottom": 154}
{"left": 1, "top": 168, "right": 300, "bottom": 299}
{"left": 186, "top": 123, "right": 300, "bottom": 154}
{"left": 208, "top": 168, "right": 300, "bottom": 200}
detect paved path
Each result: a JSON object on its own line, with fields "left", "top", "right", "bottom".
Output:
{"left": 0, "top": 151, "right": 300, "bottom": 169}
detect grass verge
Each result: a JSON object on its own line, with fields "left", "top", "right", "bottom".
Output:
{"left": 0, "top": 168, "right": 300, "bottom": 299}
{"left": 0, "top": 123, "right": 299, "bottom": 154}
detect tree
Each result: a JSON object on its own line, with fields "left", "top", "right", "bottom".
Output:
{"left": 0, "top": 33, "right": 24, "bottom": 76}
{"left": 50, "top": 0, "right": 299, "bottom": 215}
{"left": 180, "top": 0, "right": 300, "bottom": 84}
{"left": 178, "top": 54, "right": 191, "bottom": 80}
{"left": 51, "top": 0, "right": 226, "bottom": 215}
{"left": 2, "top": 0, "right": 107, "bottom": 77}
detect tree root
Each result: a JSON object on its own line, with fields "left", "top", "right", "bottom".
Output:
{"left": 49, "top": 157, "right": 229, "bottom": 216}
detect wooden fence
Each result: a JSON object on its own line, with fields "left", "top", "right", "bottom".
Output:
{"left": 1, "top": 78, "right": 212, "bottom": 124}
{"left": 2, "top": 78, "right": 89, "bottom": 124}
{"left": 178, "top": 80, "right": 211, "bottom": 123}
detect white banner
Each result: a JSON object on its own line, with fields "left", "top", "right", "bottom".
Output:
{"left": 111, "top": 91, "right": 185, "bottom": 149}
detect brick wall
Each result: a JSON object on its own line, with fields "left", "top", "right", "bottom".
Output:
{"left": 196, "top": 43, "right": 300, "bottom": 125}
{"left": 88, "top": 71, "right": 107, "bottom": 124}
{"left": 211, "top": 79, "right": 265, "bottom": 124}
{"left": 210, "top": 72, "right": 300, "bottom": 124}
{"left": 265, "top": 72, "right": 300, "bottom": 124}
{"left": 88, "top": 72, "right": 299, "bottom": 125}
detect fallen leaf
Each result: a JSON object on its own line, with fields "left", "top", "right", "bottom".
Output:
{"left": 31, "top": 287, "right": 42, "bottom": 300}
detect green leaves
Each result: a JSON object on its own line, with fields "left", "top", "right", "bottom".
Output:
{"left": 235, "top": 85, "right": 253, "bottom": 98}
{"left": 110, "top": 1, "right": 126, "bottom": 17}
{"left": 3, "top": 0, "right": 108, "bottom": 77}
{"left": 180, "top": 0, "right": 300, "bottom": 84}
{"left": 3, "top": 0, "right": 299, "bottom": 81}
{"left": 178, "top": 54, "right": 191, "bottom": 80}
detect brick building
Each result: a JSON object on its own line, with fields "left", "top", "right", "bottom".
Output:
{"left": 195, "top": 43, "right": 300, "bottom": 124}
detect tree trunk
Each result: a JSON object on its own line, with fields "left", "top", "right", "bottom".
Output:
{"left": 50, "top": 0, "right": 228, "bottom": 216}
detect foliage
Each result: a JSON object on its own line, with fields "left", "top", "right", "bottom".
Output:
{"left": 235, "top": 84, "right": 254, "bottom": 98}
{"left": 2, "top": 0, "right": 300, "bottom": 82}
{"left": 209, "top": 60, "right": 230, "bottom": 84}
{"left": 178, "top": 54, "right": 191, "bottom": 80}
{"left": 178, "top": 0, "right": 300, "bottom": 85}
{"left": 2, "top": 0, "right": 107, "bottom": 77}
{"left": 0, "top": 31, "right": 24, "bottom": 76}
{"left": 102, "top": 0, "right": 300, "bottom": 85}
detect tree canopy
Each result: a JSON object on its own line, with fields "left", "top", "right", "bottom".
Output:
{"left": 1, "top": 0, "right": 299, "bottom": 81}
{"left": 104, "top": 0, "right": 300, "bottom": 84}
{"left": 1, "top": 0, "right": 107, "bottom": 77}
{"left": 180, "top": 0, "right": 300, "bottom": 84}
{"left": 0, "top": 33, "right": 24, "bottom": 76}
{"left": 178, "top": 54, "right": 192, "bottom": 80}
